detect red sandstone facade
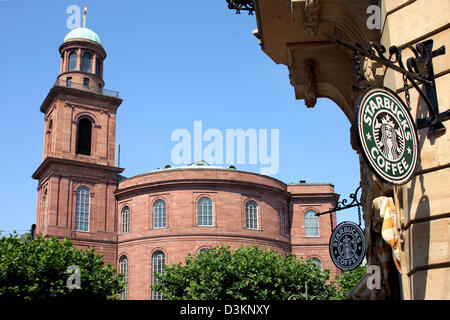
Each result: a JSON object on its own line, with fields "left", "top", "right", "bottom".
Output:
{"left": 33, "top": 27, "right": 340, "bottom": 300}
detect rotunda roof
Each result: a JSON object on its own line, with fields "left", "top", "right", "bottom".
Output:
{"left": 64, "top": 27, "right": 102, "bottom": 46}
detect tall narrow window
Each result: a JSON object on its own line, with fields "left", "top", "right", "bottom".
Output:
{"left": 66, "top": 77, "right": 72, "bottom": 87}
{"left": 43, "top": 189, "right": 48, "bottom": 227}
{"left": 75, "top": 186, "right": 90, "bottom": 232}
{"left": 82, "top": 52, "right": 92, "bottom": 73}
{"left": 68, "top": 52, "right": 77, "bottom": 71}
{"left": 119, "top": 256, "right": 128, "bottom": 300}
{"left": 152, "top": 251, "right": 165, "bottom": 300}
{"left": 121, "top": 206, "right": 130, "bottom": 234}
{"left": 245, "top": 200, "right": 258, "bottom": 230}
{"left": 305, "top": 210, "right": 319, "bottom": 237}
{"left": 153, "top": 200, "right": 166, "bottom": 228}
{"left": 197, "top": 197, "right": 213, "bottom": 226}
{"left": 83, "top": 77, "right": 90, "bottom": 88}
{"left": 76, "top": 118, "right": 92, "bottom": 156}
{"left": 46, "top": 119, "right": 53, "bottom": 156}
{"left": 280, "top": 209, "right": 287, "bottom": 236}
{"left": 95, "top": 58, "right": 101, "bottom": 76}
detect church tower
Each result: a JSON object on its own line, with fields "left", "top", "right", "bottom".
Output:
{"left": 32, "top": 21, "right": 123, "bottom": 263}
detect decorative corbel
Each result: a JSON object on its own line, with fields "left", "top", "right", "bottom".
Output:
{"left": 303, "top": 59, "right": 317, "bottom": 108}
{"left": 290, "top": 0, "right": 321, "bottom": 36}
{"left": 304, "top": 0, "right": 321, "bottom": 36}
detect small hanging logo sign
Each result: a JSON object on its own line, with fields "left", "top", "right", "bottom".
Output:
{"left": 329, "top": 221, "right": 366, "bottom": 270}
{"left": 355, "top": 87, "right": 419, "bottom": 185}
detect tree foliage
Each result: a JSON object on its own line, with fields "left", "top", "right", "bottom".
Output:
{"left": 331, "top": 264, "right": 368, "bottom": 300}
{"left": 152, "top": 245, "right": 339, "bottom": 300}
{"left": 0, "top": 233, "right": 124, "bottom": 300}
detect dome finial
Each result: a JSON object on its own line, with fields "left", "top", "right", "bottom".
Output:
{"left": 83, "top": 5, "right": 87, "bottom": 28}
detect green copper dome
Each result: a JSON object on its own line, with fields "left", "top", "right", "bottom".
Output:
{"left": 64, "top": 27, "right": 102, "bottom": 46}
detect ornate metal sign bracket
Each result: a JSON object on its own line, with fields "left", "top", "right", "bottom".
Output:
{"left": 226, "top": 0, "right": 255, "bottom": 15}
{"left": 324, "top": 32, "right": 449, "bottom": 137}
{"left": 318, "top": 186, "right": 366, "bottom": 270}
{"left": 316, "top": 186, "right": 362, "bottom": 231}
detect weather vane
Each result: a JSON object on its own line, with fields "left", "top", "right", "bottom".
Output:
{"left": 83, "top": 5, "right": 87, "bottom": 28}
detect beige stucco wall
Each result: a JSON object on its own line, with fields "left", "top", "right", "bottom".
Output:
{"left": 380, "top": 0, "right": 449, "bottom": 300}
{"left": 252, "top": 0, "right": 449, "bottom": 300}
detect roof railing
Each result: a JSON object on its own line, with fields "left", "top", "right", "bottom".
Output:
{"left": 54, "top": 79, "right": 120, "bottom": 98}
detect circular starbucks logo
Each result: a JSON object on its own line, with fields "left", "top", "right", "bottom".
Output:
{"left": 329, "top": 221, "right": 365, "bottom": 271}
{"left": 355, "top": 87, "right": 419, "bottom": 185}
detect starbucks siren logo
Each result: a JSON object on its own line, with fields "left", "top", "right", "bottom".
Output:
{"left": 355, "top": 87, "right": 418, "bottom": 185}
{"left": 329, "top": 221, "right": 366, "bottom": 270}
{"left": 374, "top": 114, "right": 404, "bottom": 161}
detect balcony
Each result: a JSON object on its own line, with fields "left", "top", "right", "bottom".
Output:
{"left": 54, "top": 79, "right": 120, "bottom": 98}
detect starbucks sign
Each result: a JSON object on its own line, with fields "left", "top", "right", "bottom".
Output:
{"left": 329, "top": 221, "right": 366, "bottom": 271}
{"left": 355, "top": 87, "right": 419, "bottom": 185}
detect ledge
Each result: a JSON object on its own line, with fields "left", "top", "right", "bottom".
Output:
{"left": 32, "top": 157, "right": 124, "bottom": 180}
{"left": 40, "top": 84, "right": 122, "bottom": 114}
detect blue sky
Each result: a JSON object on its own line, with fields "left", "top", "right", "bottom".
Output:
{"left": 0, "top": 0, "right": 362, "bottom": 233}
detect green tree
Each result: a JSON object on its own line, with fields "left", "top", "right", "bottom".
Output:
{"left": 331, "top": 265, "right": 368, "bottom": 300}
{"left": 151, "top": 245, "right": 338, "bottom": 300}
{"left": 0, "top": 232, "right": 124, "bottom": 300}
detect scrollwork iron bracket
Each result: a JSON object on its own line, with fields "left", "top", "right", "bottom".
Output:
{"left": 316, "top": 186, "right": 362, "bottom": 217}
{"left": 325, "top": 33, "right": 448, "bottom": 137}
{"left": 226, "top": 0, "right": 255, "bottom": 15}
{"left": 316, "top": 186, "right": 363, "bottom": 231}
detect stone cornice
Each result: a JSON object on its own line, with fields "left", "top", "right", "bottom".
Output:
{"left": 117, "top": 232, "right": 291, "bottom": 247}
{"left": 289, "top": 192, "right": 340, "bottom": 201}
{"left": 59, "top": 39, "right": 106, "bottom": 59}
{"left": 39, "top": 85, "right": 122, "bottom": 114}
{"left": 32, "top": 157, "right": 124, "bottom": 180}
{"left": 115, "top": 177, "right": 291, "bottom": 199}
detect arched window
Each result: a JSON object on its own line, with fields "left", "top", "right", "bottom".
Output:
{"left": 121, "top": 206, "right": 130, "bottom": 234}
{"left": 153, "top": 200, "right": 166, "bottom": 229}
{"left": 280, "top": 209, "right": 287, "bottom": 236}
{"left": 245, "top": 200, "right": 258, "bottom": 230}
{"left": 82, "top": 52, "right": 92, "bottom": 73}
{"left": 95, "top": 58, "right": 101, "bottom": 76}
{"left": 197, "top": 197, "right": 213, "bottom": 226}
{"left": 198, "top": 248, "right": 209, "bottom": 260}
{"left": 152, "top": 251, "right": 165, "bottom": 300}
{"left": 304, "top": 210, "right": 319, "bottom": 237}
{"left": 75, "top": 186, "right": 90, "bottom": 232}
{"left": 68, "top": 52, "right": 77, "bottom": 71}
{"left": 76, "top": 118, "right": 92, "bottom": 156}
{"left": 308, "top": 257, "right": 322, "bottom": 271}
{"left": 119, "top": 255, "right": 128, "bottom": 300}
